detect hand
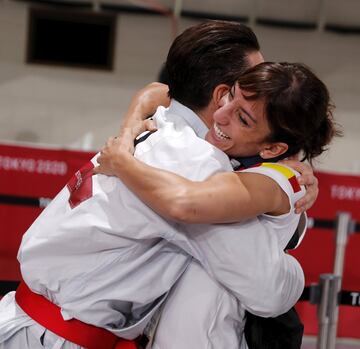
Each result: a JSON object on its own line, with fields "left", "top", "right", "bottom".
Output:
{"left": 280, "top": 159, "right": 319, "bottom": 214}
{"left": 118, "top": 118, "right": 157, "bottom": 155}
{"left": 94, "top": 117, "right": 157, "bottom": 176}
{"left": 94, "top": 136, "right": 128, "bottom": 176}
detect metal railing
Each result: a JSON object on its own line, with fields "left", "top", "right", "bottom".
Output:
{"left": 315, "top": 212, "right": 353, "bottom": 349}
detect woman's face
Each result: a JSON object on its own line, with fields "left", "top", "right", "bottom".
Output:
{"left": 205, "top": 84, "right": 272, "bottom": 157}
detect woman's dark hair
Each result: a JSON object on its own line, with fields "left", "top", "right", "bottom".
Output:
{"left": 165, "top": 20, "right": 260, "bottom": 111}
{"left": 237, "top": 62, "right": 341, "bottom": 162}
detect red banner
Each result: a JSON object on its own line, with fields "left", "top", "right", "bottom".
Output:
{"left": 0, "top": 143, "right": 94, "bottom": 280}
{"left": 291, "top": 171, "right": 360, "bottom": 338}
{"left": 1, "top": 144, "right": 359, "bottom": 338}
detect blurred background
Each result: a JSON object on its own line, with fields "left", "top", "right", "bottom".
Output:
{"left": 0, "top": 1, "right": 360, "bottom": 348}
{"left": 0, "top": 0, "right": 359, "bottom": 172}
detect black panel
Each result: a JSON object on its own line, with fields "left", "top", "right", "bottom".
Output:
{"left": 325, "top": 24, "right": 360, "bottom": 34}
{"left": 27, "top": 6, "right": 116, "bottom": 70}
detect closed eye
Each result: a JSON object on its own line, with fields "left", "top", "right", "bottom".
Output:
{"left": 238, "top": 113, "right": 249, "bottom": 127}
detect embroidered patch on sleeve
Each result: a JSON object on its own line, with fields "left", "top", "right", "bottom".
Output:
{"left": 67, "top": 161, "right": 95, "bottom": 209}
{"left": 260, "top": 163, "right": 301, "bottom": 193}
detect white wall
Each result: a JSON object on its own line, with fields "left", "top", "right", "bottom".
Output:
{"left": 0, "top": 1, "right": 359, "bottom": 173}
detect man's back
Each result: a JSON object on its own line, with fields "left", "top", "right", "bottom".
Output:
{"left": 14, "top": 101, "right": 232, "bottom": 339}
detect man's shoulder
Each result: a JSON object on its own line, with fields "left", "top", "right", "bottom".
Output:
{"left": 135, "top": 106, "right": 209, "bottom": 155}
{"left": 153, "top": 104, "right": 192, "bottom": 129}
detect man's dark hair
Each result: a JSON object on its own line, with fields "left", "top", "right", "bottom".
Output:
{"left": 164, "top": 20, "right": 260, "bottom": 111}
{"left": 237, "top": 62, "right": 341, "bottom": 162}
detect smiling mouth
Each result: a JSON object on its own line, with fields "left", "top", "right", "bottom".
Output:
{"left": 214, "top": 123, "right": 230, "bottom": 140}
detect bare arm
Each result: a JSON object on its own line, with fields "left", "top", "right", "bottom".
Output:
{"left": 95, "top": 137, "right": 290, "bottom": 224}
{"left": 118, "top": 82, "right": 170, "bottom": 152}
{"left": 116, "top": 83, "right": 318, "bottom": 214}
{"left": 120, "top": 82, "right": 169, "bottom": 129}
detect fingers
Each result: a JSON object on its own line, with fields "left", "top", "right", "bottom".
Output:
{"left": 133, "top": 119, "right": 157, "bottom": 134}
{"left": 297, "top": 173, "right": 317, "bottom": 187}
{"left": 294, "top": 178, "right": 319, "bottom": 214}
{"left": 121, "top": 119, "right": 157, "bottom": 137}
{"left": 95, "top": 134, "right": 132, "bottom": 177}
{"left": 101, "top": 136, "right": 117, "bottom": 149}
{"left": 294, "top": 194, "right": 316, "bottom": 214}
{"left": 295, "top": 197, "right": 309, "bottom": 213}
{"left": 98, "top": 137, "right": 115, "bottom": 158}
{"left": 145, "top": 118, "right": 157, "bottom": 132}
{"left": 93, "top": 165, "right": 101, "bottom": 174}
{"left": 94, "top": 152, "right": 114, "bottom": 176}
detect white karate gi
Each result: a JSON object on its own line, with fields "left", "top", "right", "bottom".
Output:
{"left": 0, "top": 100, "right": 304, "bottom": 349}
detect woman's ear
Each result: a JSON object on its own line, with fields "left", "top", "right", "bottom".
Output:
{"left": 260, "top": 142, "right": 289, "bottom": 159}
{"left": 212, "top": 84, "right": 231, "bottom": 108}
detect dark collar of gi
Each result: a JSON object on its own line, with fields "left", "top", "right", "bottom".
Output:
{"left": 134, "top": 130, "right": 156, "bottom": 146}
{"left": 230, "top": 151, "right": 291, "bottom": 170}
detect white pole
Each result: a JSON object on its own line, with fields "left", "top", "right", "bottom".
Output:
{"left": 173, "top": 0, "right": 183, "bottom": 18}
{"left": 326, "top": 212, "right": 351, "bottom": 349}
{"left": 316, "top": 274, "right": 331, "bottom": 349}
{"left": 249, "top": 0, "right": 257, "bottom": 28}
{"left": 316, "top": 212, "right": 351, "bottom": 349}
{"left": 93, "top": 0, "right": 101, "bottom": 12}
{"left": 333, "top": 212, "right": 351, "bottom": 276}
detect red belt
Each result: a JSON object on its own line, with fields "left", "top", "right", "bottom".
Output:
{"left": 15, "top": 282, "right": 137, "bottom": 349}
